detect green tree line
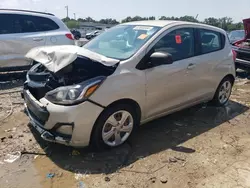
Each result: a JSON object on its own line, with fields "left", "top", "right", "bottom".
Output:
{"left": 63, "top": 15, "right": 244, "bottom": 31}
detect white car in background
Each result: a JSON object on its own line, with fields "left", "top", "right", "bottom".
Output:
{"left": 0, "top": 9, "right": 75, "bottom": 71}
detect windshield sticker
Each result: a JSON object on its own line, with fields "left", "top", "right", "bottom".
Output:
{"left": 133, "top": 26, "right": 153, "bottom": 31}
{"left": 138, "top": 34, "right": 148, "bottom": 40}
{"left": 175, "top": 35, "right": 182, "bottom": 44}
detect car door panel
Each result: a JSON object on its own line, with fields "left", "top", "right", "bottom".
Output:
{"left": 0, "top": 32, "right": 45, "bottom": 68}
{"left": 145, "top": 59, "right": 193, "bottom": 118}
{"left": 0, "top": 13, "right": 46, "bottom": 68}
{"left": 190, "top": 28, "right": 227, "bottom": 99}
{"left": 144, "top": 27, "right": 207, "bottom": 119}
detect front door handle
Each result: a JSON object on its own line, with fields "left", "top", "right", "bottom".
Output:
{"left": 33, "top": 38, "right": 43, "bottom": 42}
{"left": 187, "top": 63, "right": 196, "bottom": 70}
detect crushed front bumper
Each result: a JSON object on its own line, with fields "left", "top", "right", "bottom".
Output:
{"left": 24, "top": 105, "right": 72, "bottom": 145}
{"left": 22, "top": 89, "right": 72, "bottom": 145}
{"left": 22, "top": 89, "right": 104, "bottom": 147}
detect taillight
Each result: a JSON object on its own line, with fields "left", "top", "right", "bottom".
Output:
{"left": 232, "top": 49, "right": 237, "bottom": 62}
{"left": 65, "top": 33, "right": 74, "bottom": 40}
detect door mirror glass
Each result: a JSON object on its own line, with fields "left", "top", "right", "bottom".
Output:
{"left": 149, "top": 51, "right": 173, "bottom": 67}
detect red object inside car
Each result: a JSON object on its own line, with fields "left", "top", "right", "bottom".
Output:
{"left": 243, "top": 18, "right": 250, "bottom": 39}
{"left": 232, "top": 49, "right": 237, "bottom": 62}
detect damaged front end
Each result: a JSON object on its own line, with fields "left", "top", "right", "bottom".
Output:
{"left": 24, "top": 45, "right": 119, "bottom": 102}
{"left": 24, "top": 56, "right": 117, "bottom": 104}
{"left": 22, "top": 46, "right": 119, "bottom": 146}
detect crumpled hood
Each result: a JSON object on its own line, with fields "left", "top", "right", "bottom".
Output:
{"left": 25, "top": 45, "right": 119, "bottom": 73}
{"left": 243, "top": 18, "right": 250, "bottom": 38}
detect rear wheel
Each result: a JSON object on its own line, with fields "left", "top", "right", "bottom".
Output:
{"left": 91, "top": 104, "right": 136, "bottom": 150}
{"left": 212, "top": 77, "right": 233, "bottom": 106}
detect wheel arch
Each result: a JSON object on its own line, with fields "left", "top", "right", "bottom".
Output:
{"left": 224, "top": 74, "right": 235, "bottom": 84}
{"left": 212, "top": 73, "right": 235, "bottom": 103}
{"left": 89, "top": 98, "right": 142, "bottom": 146}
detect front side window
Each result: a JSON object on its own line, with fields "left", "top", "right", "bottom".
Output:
{"left": 199, "top": 29, "right": 222, "bottom": 54}
{"left": 84, "top": 25, "right": 161, "bottom": 60}
{"left": 152, "top": 28, "right": 195, "bottom": 61}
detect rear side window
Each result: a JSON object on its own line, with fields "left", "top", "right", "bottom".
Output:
{"left": 0, "top": 13, "right": 59, "bottom": 34}
{"left": 198, "top": 29, "right": 224, "bottom": 54}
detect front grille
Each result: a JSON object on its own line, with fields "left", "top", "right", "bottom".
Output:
{"left": 27, "top": 108, "right": 46, "bottom": 125}
{"left": 23, "top": 90, "right": 49, "bottom": 125}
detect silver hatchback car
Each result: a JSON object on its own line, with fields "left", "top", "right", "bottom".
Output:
{"left": 22, "top": 20, "right": 235, "bottom": 149}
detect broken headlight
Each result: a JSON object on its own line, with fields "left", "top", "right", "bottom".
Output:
{"left": 45, "top": 76, "right": 105, "bottom": 105}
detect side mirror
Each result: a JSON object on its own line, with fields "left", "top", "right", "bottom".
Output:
{"left": 149, "top": 51, "right": 173, "bottom": 67}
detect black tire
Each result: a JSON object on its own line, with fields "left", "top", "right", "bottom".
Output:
{"left": 90, "top": 104, "right": 137, "bottom": 150}
{"left": 212, "top": 77, "right": 233, "bottom": 106}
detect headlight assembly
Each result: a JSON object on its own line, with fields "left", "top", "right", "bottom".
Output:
{"left": 45, "top": 76, "right": 105, "bottom": 105}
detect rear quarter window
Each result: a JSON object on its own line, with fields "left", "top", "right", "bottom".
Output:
{"left": 32, "top": 16, "right": 59, "bottom": 32}
{"left": 198, "top": 29, "right": 225, "bottom": 54}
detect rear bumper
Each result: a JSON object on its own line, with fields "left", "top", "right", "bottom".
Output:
{"left": 235, "top": 58, "right": 250, "bottom": 69}
{"left": 22, "top": 89, "right": 104, "bottom": 147}
{"left": 234, "top": 47, "right": 250, "bottom": 69}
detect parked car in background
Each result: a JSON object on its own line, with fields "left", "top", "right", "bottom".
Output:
{"left": 71, "top": 29, "right": 81, "bottom": 40}
{"left": 85, "top": 30, "right": 103, "bottom": 40}
{"left": 23, "top": 20, "right": 235, "bottom": 149}
{"left": 232, "top": 18, "right": 250, "bottom": 70}
{"left": 0, "top": 9, "right": 75, "bottom": 71}
{"left": 228, "top": 30, "right": 245, "bottom": 44}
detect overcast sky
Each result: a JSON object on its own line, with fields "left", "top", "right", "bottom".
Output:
{"left": 0, "top": 0, "right": 249, "bottom": 22}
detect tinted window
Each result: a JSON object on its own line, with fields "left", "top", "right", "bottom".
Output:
{"left": 0, "top": 14, "right": 14, "bottom": 34}
{"left": 0, "top": 13, "right": 59, "bottom": 34}
{"left": 152, "top": 28, "right": 194, "bottom": 61}
{"left": 199, "top": 29, "right": 222, "bottom": 54}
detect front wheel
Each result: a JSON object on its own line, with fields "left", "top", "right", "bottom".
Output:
{"left": 91, "top": 104, "right": 136, "bottom": 150}
{"left": 212, "top": 77, "right": 233, "bottom": 106}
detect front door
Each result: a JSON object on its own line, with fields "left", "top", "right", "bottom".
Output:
{"left": 144, "top": 27, "right": 199, "bottom": 118}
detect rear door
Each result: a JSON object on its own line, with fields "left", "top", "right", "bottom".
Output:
{"left": 0, "top": 13, "right": 46, "bottom": 69}
{"left": 194, "top": 28, "right": 227, "bottom": 97}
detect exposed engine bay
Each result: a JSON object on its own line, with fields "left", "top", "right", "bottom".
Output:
{"left": 25, "top": 56, "right": 117, "bottom": 100}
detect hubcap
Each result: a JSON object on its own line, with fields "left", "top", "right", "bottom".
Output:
{"left": 218, "top": 81, "right": 232, "bottom": 104}
{"left": 102, "top": 110, "right": 134, "bottom": 147}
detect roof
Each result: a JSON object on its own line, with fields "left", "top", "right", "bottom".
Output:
{"left": 121, "top": 20, "right": 179, "bottom": 27}
{"left": 0, "top": 9, "right": 54, "bottom": 16}
{"left": 121, "top": 20, "right": 226, "bottom": 33}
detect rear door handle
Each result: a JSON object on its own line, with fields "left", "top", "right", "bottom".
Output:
{"left": 33, "top": 38, "right": 43, "bottom": 42}
{"left": 187, "top": 63, "right": 196, "bottom": 70}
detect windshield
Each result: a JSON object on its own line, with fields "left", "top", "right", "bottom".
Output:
{"left": 84, "top": 25, "right": 161, "bottom": 60}
{"left": 228, "top": 30, "right": 245, "bottom": 42}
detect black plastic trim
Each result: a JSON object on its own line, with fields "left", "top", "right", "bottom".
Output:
{"left": 51, "top": 123, "right": 74, "bottom": 139}
{"left": 23, "top": 90, "right": 49, "bottom": 124}
{"left": 87, "top": 99, "right": 106, "bottom": 108}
